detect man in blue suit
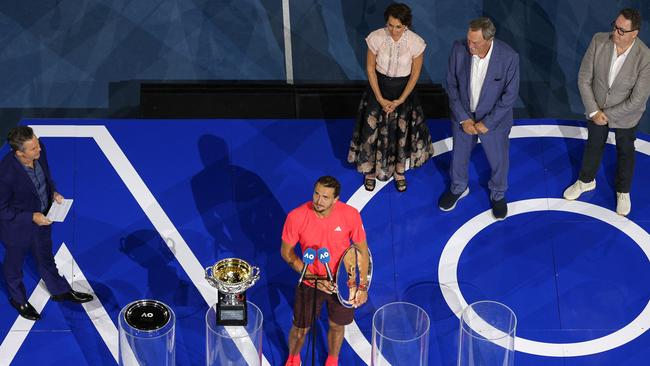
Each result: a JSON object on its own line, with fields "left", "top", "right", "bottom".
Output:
{"left": 438, "top": 17, "right": 520, "bottom": 219}
{"left": 0, "top": 126, "right": 92, "bottom": 320}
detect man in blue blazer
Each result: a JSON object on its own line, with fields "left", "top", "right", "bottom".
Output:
{"left": 0, "top": 126, "right": 92, "bottom": 320}
{"left": 438, "top": 17, "right": 520, "bottom": 219}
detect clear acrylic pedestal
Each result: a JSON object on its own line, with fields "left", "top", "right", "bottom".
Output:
{"left": 206, "top": 301, "right": 263, "bottom": 366}
{"left": 371, "top": 301, "right": 430, "bottom": 366}
{"left": 118, "top": 299, "right": 175, "bottom": 366}
{"left": 457, "top": 300, "right": 517, "bottom": 366}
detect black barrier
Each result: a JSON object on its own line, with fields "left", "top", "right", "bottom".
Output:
{"left": 140, "top": 81, "right": 449, "bottom": 119}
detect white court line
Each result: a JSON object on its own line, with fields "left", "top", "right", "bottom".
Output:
{"left": 343, "top": 321, "right": 371, "bottom": 363}
{"left": 24, "top": 125, "right": 269, "bottom": 366}
{"left": 55, "top": 243, "right": 122, "bottom": 361}
{"left": 0, "top": 282, "right": 48, "bottom": 366}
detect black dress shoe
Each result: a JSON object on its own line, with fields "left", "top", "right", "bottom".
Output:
{"left": 491, "top": 198, "right": 508, "bottom": 220}
{"left": 10, "top": 299, "right": 41, "bottom": 321}
{"left": 51, "top": 290, "right": 94, "bottom": 304}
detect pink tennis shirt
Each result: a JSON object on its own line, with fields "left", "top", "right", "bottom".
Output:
{"left": 282, "top": 201, "right": 366, "bottom": 280}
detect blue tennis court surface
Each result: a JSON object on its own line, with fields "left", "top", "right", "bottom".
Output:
{"left": 0, "top": 118, "right": 649, "bottom": 365}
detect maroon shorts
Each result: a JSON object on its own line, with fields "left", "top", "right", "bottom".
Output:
{"left": 292, "top": 283, "right": 354, "bottom": 328}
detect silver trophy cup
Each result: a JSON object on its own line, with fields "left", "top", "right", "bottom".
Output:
{"left": 205, "top": 258, "right": 260, "bottom": 326}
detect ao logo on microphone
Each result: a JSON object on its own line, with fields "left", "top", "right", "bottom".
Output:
{"left": 318, "top": 249, "right": 330, "bottom": 263}
{"left": 303, "top": 250, "right": 316, "bottom": 262}
{"left": 298, "top": 248, "right": 317, "bottom": 284}
{"left": 317, "top": 247, "right": 334, "bottom": 282}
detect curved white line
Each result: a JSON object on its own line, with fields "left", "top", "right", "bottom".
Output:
{"left": 347, "top": 123, "right": 650, "bottom": 207}
{"left": 439, "top": 199, "right": 650, "bottom": 357}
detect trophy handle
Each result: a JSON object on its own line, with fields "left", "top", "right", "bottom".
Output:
{"left": 249, "top": 266, "right": 261, "bottom": 286}
{"left": 205, "top": 266, "right": 219, "bottom": 288}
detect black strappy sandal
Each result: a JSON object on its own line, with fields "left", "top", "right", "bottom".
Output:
{"left": 364, "top": 177, "right": 376, "bottom": 192}
{"left": 394, "top": 178, "right": 407, "bottom": 192}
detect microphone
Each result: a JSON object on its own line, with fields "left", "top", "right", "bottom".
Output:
{"left": 317, "top": 247, "right": 334, "bottom": 282}
{"left": 298, "top": 248, "right": 316, "bottom": 284}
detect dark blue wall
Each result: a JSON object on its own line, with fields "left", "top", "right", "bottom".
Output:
{"left": 1, "top": 0, "right": 650, "bottom": 128}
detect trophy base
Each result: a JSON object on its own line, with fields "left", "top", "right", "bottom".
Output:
{"left": 216, "top": 291, "right": 248, "bottom": 326}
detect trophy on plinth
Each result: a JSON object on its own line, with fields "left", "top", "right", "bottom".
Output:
{"left": 205, "top": 258, "right": 260, "bottom": 326}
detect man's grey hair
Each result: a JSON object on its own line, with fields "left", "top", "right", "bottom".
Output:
{"left": 469, "top": 17, "right": 496, "bottom": 40}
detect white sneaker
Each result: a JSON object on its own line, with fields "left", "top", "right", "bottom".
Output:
{"left": 563, "top": 179, "right": 596, "bottom": 200}
{"left": 616, "top": 192, "right": 631, "bottom": 216}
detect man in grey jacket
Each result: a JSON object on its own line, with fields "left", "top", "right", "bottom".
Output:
{"left": 564, "top": 8, "right": 650, "bottom": 216}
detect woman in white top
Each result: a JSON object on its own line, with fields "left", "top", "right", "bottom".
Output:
{"left": 348, "top": 2, "right": 434, "bottom": 192}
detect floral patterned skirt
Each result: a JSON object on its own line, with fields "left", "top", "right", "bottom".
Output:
{"left": 347, "top": 73, "right": 435, "bottom": 181}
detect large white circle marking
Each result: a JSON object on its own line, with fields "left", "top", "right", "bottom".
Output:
{"left": 438, "top": 198, "right": 650, "bottom": 357}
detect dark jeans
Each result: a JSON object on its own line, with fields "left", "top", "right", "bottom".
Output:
{"left": 578, "top": 121, "right": 637, "bottom": 193}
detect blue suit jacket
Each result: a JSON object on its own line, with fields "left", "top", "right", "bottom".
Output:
{"left": 446, "top": 39, "right": 520, "bottom": 131}
{"left": 0, "top": 143, "right": 56, "bottom": 245}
